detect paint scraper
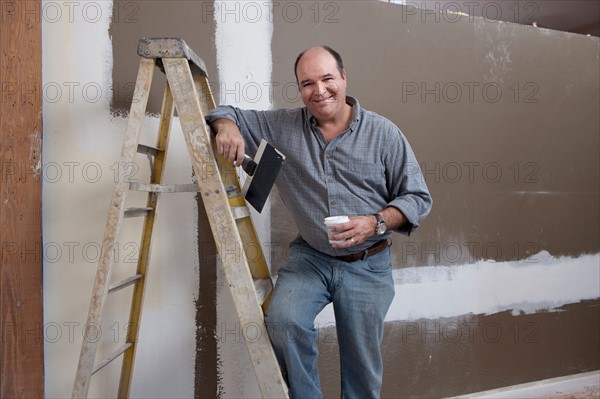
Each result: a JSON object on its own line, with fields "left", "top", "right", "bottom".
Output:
{"left": 240, "top": 139, "right": 285, "bottom": 213}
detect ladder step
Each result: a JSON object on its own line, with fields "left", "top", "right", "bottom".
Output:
{"left": 124, "top": 207, "right": 153, "bottom": 218}
{"left": 92, "top": 343, "right": 133, "bottom": 375}
{"left": 108, "top": 274, "right": 143, "bottom": 294}
{"left": 129, "top": 182, "right": 199, "bottom": 193}
{"left": 73, "top": 41, "right": 289, "bottom": 398}
{"left": 231, "top": 206, "right": 250, "bottom": 220}
{"left": 225, "top": 184, "right": 241, "bottom": 199}
{"left": 138, "top": 37, "right": 208, "bottom": 77}
{"left": 254, "top": 278, "right": 273, "bottom": 305}
{"left": 137, "top": 144, "right": 164, "bottom": 157}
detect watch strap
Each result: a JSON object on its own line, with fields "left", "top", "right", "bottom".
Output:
{"left": 373, "top": 213, "right": 384, "bottom": 225}
{"left": 372, "top": 213, "right": 385, "bottom": 234}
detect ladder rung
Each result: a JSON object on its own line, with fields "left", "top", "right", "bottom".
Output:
{"left": 129, "top": 182, "right": 199, "bottom": 193}
{"left": 254, "top": 278, "right": 272, "bottom": 305}
{"left": 92, "top": 343, "right": 133, "bottom": 375}
{"left": 231, "top": 206, "right": 250, "bottom": 220}
{"left": 124, "top": 207, "right": 153, "bottom": 218}
{"left": 72, "top": 43, "right": 289, "bottom": 399}
{"left": 108, "top": 274, "right": 143, "bottom": 294}
{"left": 137, "top": 144, "right": 164, "bottom": 157}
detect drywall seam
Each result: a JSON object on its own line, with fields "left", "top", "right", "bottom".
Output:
{"left": 213, "top": 1, "right": 274, "bottom": 397}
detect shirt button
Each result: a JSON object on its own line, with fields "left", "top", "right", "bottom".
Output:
{"left": 331, "top": 199, "right": 337, "bottom": 205}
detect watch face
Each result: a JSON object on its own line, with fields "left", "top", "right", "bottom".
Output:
{"left": 377, "top": 223, "right": 386, "bottom": 235}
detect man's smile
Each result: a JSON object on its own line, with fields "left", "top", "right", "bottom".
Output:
{"left": 313, "top": 94, "right": 335, "bottom": 104}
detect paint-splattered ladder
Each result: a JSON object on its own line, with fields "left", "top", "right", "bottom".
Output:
{"left": 72, "top": 37, "right": 288, "bottom": 399}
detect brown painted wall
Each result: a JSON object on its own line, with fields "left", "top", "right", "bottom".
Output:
{"left": 318, "top": 299, "right": 600, "bottom": 398}
{"left": 271, "top": 1, "right": 600, "bottom": 268}
{"left": 110, "top": 1, "right": 218, "bottom": 115}
{"left": 108, "top": 1, "right": 599, "bottom": 397}
{"left": 269, "top": 1, "right": 599, "bottom": 396}
{"left": 0, "top": 0, "right": 44, "bottom": 397}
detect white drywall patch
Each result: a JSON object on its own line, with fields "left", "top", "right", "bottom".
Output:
{"left": 315, "top": 251, "right": 600, "bottom": 326}
{"left": 42, "top": 2, "right": 198, "bottom": 398}
{"left": 213, "top": 1, "right": 274, "bottom": 397}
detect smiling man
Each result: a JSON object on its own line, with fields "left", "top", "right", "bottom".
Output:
{"left": 206, "top": 46, "right": 432, "bottom": 398}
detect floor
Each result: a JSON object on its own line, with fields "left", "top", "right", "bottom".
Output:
{"left": 452, "top": 371, "right": 600, "bottom": 399}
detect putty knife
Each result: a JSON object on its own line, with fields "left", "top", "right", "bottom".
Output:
{"left": 240, "top": 139, "right": 285, "bottom": 213}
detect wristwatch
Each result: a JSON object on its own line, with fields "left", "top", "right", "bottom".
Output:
{"left": 373, "top": 213, "right": 387, "bottom": 236}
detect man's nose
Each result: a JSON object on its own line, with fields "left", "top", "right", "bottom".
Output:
{"left": 316, "top": 81, "right": 327, "bottom": 94}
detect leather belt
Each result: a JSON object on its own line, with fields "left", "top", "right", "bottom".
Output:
{"left": 335, "top": 239, "right": 392, "bottom": 262}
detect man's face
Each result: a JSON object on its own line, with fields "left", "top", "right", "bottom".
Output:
{"left": 296, "top": 48, "right": 347, "bottom": 123}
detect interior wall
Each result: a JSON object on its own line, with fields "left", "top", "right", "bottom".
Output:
{"left": 211, "top": 4, "right": 274, "bottom": 397}
{"left": 1, "top": 0, "right": 44, "bottom": 397}
{"left": 269, "top": 1, "right": 600, "bottom": 397}
{"left": 271, "top": 1, "right": 600, "bottom": 265}
{"left": 44, "top": 1, "right": 270, "bottom": 397}
{"left": 40, "top": 1, "right": 599, "bottom": 398}
{"left": 43, "top": 1, "right": 204, "bottom": 397}
{"left": 110, "top": 1, "right": 273, "bottom": 396}
{"left": 109, "top": 2, "right": 222, "bottom": 396}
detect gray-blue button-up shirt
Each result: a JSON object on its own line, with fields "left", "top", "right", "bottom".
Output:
{"left": 206, "top": 96, "right": 432, "bottom": 257}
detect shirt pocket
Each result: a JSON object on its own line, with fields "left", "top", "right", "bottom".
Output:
{"left": 335, "top": 161, "right": 385, "bottom": 187}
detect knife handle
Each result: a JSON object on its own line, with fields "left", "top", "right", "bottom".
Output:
{"left": 241, "top": 155, "right": 257, "bottom": 176}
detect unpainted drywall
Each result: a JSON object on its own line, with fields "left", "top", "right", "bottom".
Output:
{"left": 268, "top": 0, "right": 600, "bottom": 394}
{"left": 270, "top": 1, "right": 600, "bottom": 267}
{"left": 45, "top": 0, "right": 600, "bottom": 398}
{"left": 43, "top": 2, "right": 203, "bottom": 397}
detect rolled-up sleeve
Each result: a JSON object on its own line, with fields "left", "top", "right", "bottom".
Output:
{"left": 206, "top": 106, "right": 280, "bottom": 156}
{"left": 385, "top": 129, "right": 432, "bottom": 236}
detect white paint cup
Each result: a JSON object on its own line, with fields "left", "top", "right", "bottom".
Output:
{"left": 324, "top": 216, "right": 349, "bottom": 244}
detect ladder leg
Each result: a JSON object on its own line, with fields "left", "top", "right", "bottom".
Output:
{"left": 74, "top": 37, "right": 287, "bottom": 398}
{"left": 117, "top": 83, "right": 175, "bottom": 398}
{"left": 163, "top": 57, "right": 288, "bottom": 398}
{"left": 72, "top": 57, "right": 156, "bottom": 399}
{"left": 195, "top": 74, "right": 273, "bottom": 298}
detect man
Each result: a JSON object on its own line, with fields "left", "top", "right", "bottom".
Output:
{"left": 206, "top": 46, "right": 432, "bottom": 398}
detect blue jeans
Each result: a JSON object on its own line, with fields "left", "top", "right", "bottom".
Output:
{"left": 265, "top": 238, "right": 395, "bottom": 399}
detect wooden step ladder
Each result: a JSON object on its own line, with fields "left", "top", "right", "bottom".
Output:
{"left": 72, "top": 37, "right": 288, "bottom": 399}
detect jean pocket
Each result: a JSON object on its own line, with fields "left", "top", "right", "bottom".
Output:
{"left": 364, "top": 250, "right": 392, "bottom": 273}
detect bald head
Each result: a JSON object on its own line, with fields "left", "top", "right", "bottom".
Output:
{"left": 294, "top": 46, "right": 344, "bottom": 84}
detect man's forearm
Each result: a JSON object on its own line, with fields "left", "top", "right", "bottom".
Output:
{"left": 209, "top": 117, "right": 237, "bottom": 133}
{"left": 378, "top": 206, "right": 407, "bottom": 231}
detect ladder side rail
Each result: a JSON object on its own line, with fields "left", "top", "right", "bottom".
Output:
{"left": 117, "top": 82, "right": 175, "bottom": 398}
{"left": 164, "top": 58, "right": 288, "bottom": 398}
{"left": 194, "top": 75, "right": 272, "bottom": 284}
{"left": 72, "top": 57, "right": 156, "bottom": 399}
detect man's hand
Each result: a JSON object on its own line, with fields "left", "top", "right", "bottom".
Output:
{"left": 329, "top": 216, "right": 377, "bottom": 249}
{"left": 330, "top": 207, "right": 407, "bottom": 249}
{"left": 211, "top": 119, "right": 245, "bottom": 166}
